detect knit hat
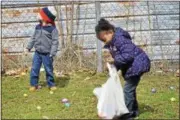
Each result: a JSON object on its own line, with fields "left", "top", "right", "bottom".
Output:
{"left": 38, "top": 6, "right": 57, "bottom": 25}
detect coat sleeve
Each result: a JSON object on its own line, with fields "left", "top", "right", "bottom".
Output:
{"left": 114, "top": 37, "right": 135, "bottom": 67}
{"left": 50, "top": 28, "right": 59, "bottom": 57}
{"left": 122, "top": 30, "right": 132, "bottom": 40}
{"left": 26, "top": 30, "right": 36, "bottom": 50}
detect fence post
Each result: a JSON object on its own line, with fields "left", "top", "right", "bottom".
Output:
{"left": 95, "top": 1, "right": 102, "bottom": 72}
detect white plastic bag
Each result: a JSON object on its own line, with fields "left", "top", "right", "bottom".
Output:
{"left": 93, "top": 63, "right": 129, "bottom": 119}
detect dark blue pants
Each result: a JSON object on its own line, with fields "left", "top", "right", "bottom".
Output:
{"left": 30, "top": 51, "right": 55, "bottom": 87}
{"left": 124, "top": 76, "right": 141, "bottom": 116}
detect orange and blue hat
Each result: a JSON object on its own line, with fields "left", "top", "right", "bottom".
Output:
{"left": 38, "top": 6, "right": 57, "bottom": 25}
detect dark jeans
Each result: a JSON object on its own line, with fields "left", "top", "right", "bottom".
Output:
{"left": 30, "top": 51, "right": 55, "bottom": 87}
{"left": 124, "top": 76, "right": 141, "bottom": 116}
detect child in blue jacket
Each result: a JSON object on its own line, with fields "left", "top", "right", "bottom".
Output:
{"left": 95, "top": 18, "right": 151, "bottom": 119}
{"left": 25, "top": 6, "right": 59, "bottom": 91}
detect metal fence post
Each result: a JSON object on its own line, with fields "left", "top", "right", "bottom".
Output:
{"left": 95, "top": 1, "right": 102, "bottom": 72}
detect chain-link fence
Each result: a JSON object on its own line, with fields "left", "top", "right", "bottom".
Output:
{"left": 1, "top": 1, "right": 179, "bottom": 75}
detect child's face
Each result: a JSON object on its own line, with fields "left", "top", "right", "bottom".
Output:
{"left": 98, "top": 30, "right": 114, "bottom": 44}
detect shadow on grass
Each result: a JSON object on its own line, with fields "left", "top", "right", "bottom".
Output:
{"left": 55, "top": 75, "right": 70, "bottom": 88}
{"left": 139, "top": 103, "right": 154, "bottom": 114}
{"left": 39, "top": 75, "right": 70, "bottom": 88}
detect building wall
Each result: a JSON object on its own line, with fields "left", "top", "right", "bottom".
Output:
{"left": 2, "top": 1, "right": 179, "bottom": 60}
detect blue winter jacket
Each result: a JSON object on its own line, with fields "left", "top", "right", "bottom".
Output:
{"left": 104, "top": 27, "right": 151, "bottom": 79}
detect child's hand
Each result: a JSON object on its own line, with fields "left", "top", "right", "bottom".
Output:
{"left": 106, "top": 57, "right": 114, "bottom": 64}
{"left": 24, "top": 49, "right": 30, "bottom": 56}
{"left": 49, "top": 55, "right": 53, "bottom": 58}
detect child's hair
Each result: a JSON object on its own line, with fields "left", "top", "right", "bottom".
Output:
{"left": 95, "top": 18, "right": 115, "bottom": 35}
{"left": 39, "top": 19, "right": 55, "bottom": 26}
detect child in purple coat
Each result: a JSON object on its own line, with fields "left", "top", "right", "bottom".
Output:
{"left": 95, "top": 18, "right": 151, "bottom": 119}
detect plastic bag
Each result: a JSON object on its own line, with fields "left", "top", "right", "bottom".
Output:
{"left": 93, "top": 63, "right": 129, "bottom": 119}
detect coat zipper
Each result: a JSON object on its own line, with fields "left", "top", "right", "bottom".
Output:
{"left": 40, "top": 26, "right": 42, "bottom": 52}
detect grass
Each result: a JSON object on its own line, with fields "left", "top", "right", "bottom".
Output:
{"left": 2, "top": 71, "right": 179, "bottom": 119}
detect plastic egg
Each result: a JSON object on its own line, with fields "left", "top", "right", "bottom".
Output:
{"left": 64, "top": 103, "right": 70, "bottom": 107}
{"left": 151, "top": 88, "right": 156, "bottom": 93}
{"left": 170, "top": 97, "right": 176, "bottom": 102}
{"left": 37, "top": 106, "right": 41, "bottom": 110}
{"left": 61, "top": 98, "right": 69, "bottom": 103}
{"left": 23, "top": 93, "right": 28, "bottom": 97}
{"left": 169, "top": 86, "right": 175, "bottom": 90}
{"left": 21, "top": 72, "right": 26, "bottom": 76}
{"left": 40, "top": 68, "right": 45, "bottom": 72}
{"left": 49, "top": 91, "right": 54, "bottom": 94}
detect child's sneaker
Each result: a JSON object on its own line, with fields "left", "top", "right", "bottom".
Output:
{"left": 36, "top": 85, "right": 42, "bottom": 90}
{"left": 50, "top": 86, "right": 57, "bottom": 91}
{"left": 29, "top": 86, "right": 36, "bottom": 91}
{"left": 29, "top": 85, "right": 42, "bottom": 91}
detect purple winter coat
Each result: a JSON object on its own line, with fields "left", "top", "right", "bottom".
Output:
{"left": 104, "top": 27, "right": 151, "bottom": 79}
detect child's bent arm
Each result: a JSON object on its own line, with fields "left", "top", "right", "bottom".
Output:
{"left": 114, "top": 52, "right": 133, "bottom": 66}
{"left": 114, "top": 40, "right": 135, "bottom": 67}
{"left": 50, "top": 29, "right": 59, "bottom": 57}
